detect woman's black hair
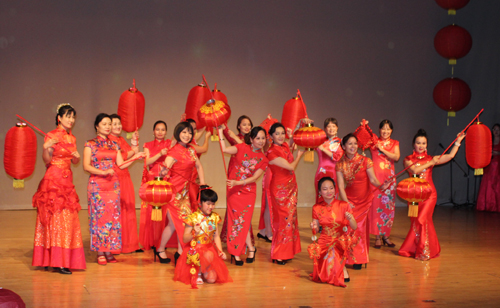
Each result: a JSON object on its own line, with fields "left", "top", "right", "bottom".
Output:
{"left": 153, "top": 120, "right": 167, "bottom": 131}
{"left": 379, "top": 119, "right": 394, "bottom": 130}
{"left": 186, "top": 118, "right": 197, "bottom": 128}
{"left": 268, "top": 122, "right": 285, "bottom": 136}
{"left": 341, "top": 133, "right": 358, "bottom": 147}
{"left": 318, "top": 176, "right": 336, "bottom": 192}
{"left": 110, "top": 114, "right": 121, "bottom": 121}
{"left": 236, "top": 115, "right": 253, "bottom": 134}
{"left": 323, "top": 118, "right": 338, "bottom": 130}
{"left": 245, "top": 126, "right": 266, "bottom": 145}
{"left": 173, "top": 121, "right": 194, "bottom": 143}
{"left": 56, "top": 104, "right": 76, "bottom": 126}
{"left": 94, "top": 113, "right": 111, "bottom": 132}
{"left": 199, "top": 187, "right": 218, "bottom": 203}
{"left": 412, "top": 129, "right": 427, "bottom": 145}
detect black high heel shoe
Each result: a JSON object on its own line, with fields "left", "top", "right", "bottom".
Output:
{"left": 57, "top": 267, "right": 72, "bottom": 275}
{"left": 382, "top": 237, "right": 396, "bottom": 247}
{"left": 231, "top": 255, "right": 244, "bottom": 266}
{"left": 174, "top": 252, "right": 180, "bottom": 265}
{"left": 246, "top": 248, "right": 257, "bottom": 263}
{"left": 272, "top": 259, "right": 286, "bottom": 265}
{"left": 352, "top": 263, "right": 367, "bottom": 270}
{"left": 344, "top": 277, "right": 350, "bottom": 283}
{"left": 257, "top": 233, "right": 272, "bottom": 243}
{"left": 155, "top": 250, "right": 171, "bottom": 264}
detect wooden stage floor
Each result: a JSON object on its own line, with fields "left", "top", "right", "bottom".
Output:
{"left": 1, "top": 206, "right": 500, "bottom": 307}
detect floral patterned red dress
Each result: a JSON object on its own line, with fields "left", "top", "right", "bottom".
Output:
{"left": 315, "top": 137, "right": 343, "bottom": 202}
{"left": 32, "top": 127, "right": 86, "bottom": 269}
{"left": 267, "top": 142, "right": 301, "bottom": 260}
{"left": 311, "top": 199, "right": 355, "bottom": 288}
{"left": 85, "top": 136, "right": 121, "bottom": 252}
{"left": 368, "top": 138, "right": 399, "bottom": 237}
{"left": 226, "top": 143, "right": 268, "bottom": 256}
{"left": 336, "top": 153, "right": 374, "bottom": 265}
{"left": 108, "top": 134, "right": 140, "bottom": 253}
{"left": 399, "top": 151, "right": 440, "bottom": 260}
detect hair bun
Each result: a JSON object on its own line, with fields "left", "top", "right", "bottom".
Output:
{"left": 417, "top": 128, "right": 427, "bottom": 137}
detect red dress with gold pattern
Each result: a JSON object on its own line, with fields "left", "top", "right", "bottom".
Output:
{"left": 267, "top": 143, "right": 301, "bottom": 260}
{"left": 226, "top": 143, "right": 268, "bottom": 256}
{"left": 108, "top": 134, "right": 140, "bottom": 253}
{"left": 315, "top": 137, "right": 343, "bottom": 202}
{"left": 311, "top": 199, "right": 355, "bottom": 287}
{"left": 140, "top": 139, "right": 173, "bottom": 250}
{"left": 32, "top": 127, "right": 86, "bottom": 269}
{"left": 368, "top": 138, "right": 399, "bottom": 237}
{"left": 399, "top": 152, "right": 440, "bottom": 260}
{"left": 476, "top": 143, "right": 500, "bottom": 212}
{"left": 188, "top": 138, "right": 202, "bottom": 212}
{"left": 336, "top": 153, "right": 373, "bottom": 265}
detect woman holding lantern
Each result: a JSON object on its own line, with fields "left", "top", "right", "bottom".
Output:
{"left": 83, "top": 113, "right": 145, "bottom": 265}
{"left": 109, "top": 114, "right": 141, "bottom": 254}
{"left": 476, "top": 123, "right": 500, "bottom": 212}
{"left": 156, "top": 122, "right": 206, "bottom": 265}
{"left": 399, "top": 129, "right": 465, "bottom": 260}
{"left": 267, "top": 122, "right": 305, "bottom": 265}
{"left": 218, "top": 125, "right": 268, "bottom": 266}
{"left": 32, "top": 104, "right": 85, "bottom": 274}
{"left": 336, "top": 133, "right": 389, "bottom": 269}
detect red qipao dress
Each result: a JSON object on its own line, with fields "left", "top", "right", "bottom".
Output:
{"left": 108, "top": 135, "right": 140, "bottom": 253}
{"left": 139, "top": 139, "right": 173, "bottom": 250}
{"left": 311, "top": 199, "right": 355, "bottom": 287}
{"left": 267, "top": 143, "right": 301, "bottom": 260}
{"left": 226, "top": 143, "right": 268, "bottom": 256}
{"left": 336, "top": 153, "right": 374, "bottom": 265}
{"left": 315, "top": 137, "right": 343, "bottom": 202}
{"left": 188, "top": 139, "right": 202, "bottom": 212}
{"left": 174, "top": 209, "right": 232, "bottom": 285}
{"left": 399, "top": 152, "right": 440, "bottom": 260}
{"left": 166, "top": 144, "right": 199, "bottom": 244}
{"left": 476, "top": 143, "right": 500, "bottom": 212}
{"left": 85, "top": 136, "right": 122, "bottom": 252}
{"left": 368, "top": 138, "right": 399, "bottom": 237}
{"left": 32, "top": 127, "right": 86, "bottom": 269}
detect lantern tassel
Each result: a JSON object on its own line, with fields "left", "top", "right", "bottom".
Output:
{"left": 304, "top": 150, "right": 314, "bottom": 163}
{"left": 474, "top": 168, "right": 483, "bottom": 176}
{"left": 151, "top": 206, "right": 162, "bottom": 222}
{"left": 408, "top": 202, "right": 418, "bottom": 217}
{"left": 13, "top": 179, "right": 24, "bottom": 189}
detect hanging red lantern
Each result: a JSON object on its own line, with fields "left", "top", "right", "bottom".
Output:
{"left": 293, "top": 123, "right": 327, "bottom": 162}
{"left": 185, "top": 84, "right": 212, "bottom": 130}
{"left": 397, "top": 175, "right": 433, "bottom": 217}
{"left": 197, "top": 100, "right": 232, "bottom": 132}
{"left": 435, "top": 0, "right": 470, "bottom": 15}
{"left": 281, "top": 95, "right": 307, "bottom": 138}
{"left": 433, "top": 77, "right": 471, "bottom": 117}
{"left": 434, "top": 24, "right": 472, "bottom": 65}
{"left": 259, "top": 114, "right": 278, "bottom": 134}
{"left": 139, "top": 177, "right": 176, "bottom": 221}
{"left": 466, "top": 121, "right": 492, "bottom": 175}
{"left": 4, "top": 123, "right": 37, "bottom": 188}
{"left": 117, "top": 79, "right": 145, "bottom": 139}
{"left": 212, "top": 84, "right": 228, "bottom": 105}
{"left": 353, "top": 119, "right": 375, "bottom": 154}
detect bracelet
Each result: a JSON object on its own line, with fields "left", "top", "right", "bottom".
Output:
{"left": 455, "top": 142, "right": 461, "bottom": 147}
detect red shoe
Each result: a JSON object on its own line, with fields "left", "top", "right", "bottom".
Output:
{"left": 97, "top": 256, "right": 107, "bottom": 265}
{"left": 105, "top": 254, "right": 118, "bottom": 263}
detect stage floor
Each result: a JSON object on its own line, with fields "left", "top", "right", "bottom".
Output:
{"left": 1, "top": 206, "right": 500, "bottom": 307}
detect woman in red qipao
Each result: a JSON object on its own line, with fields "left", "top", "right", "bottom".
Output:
{"left": 157, "top": 122, "right": 206, "bottom": 265}
{"left": 399, "top": 129, "right": 465, "bottom": 260}
{"left": 310, "top": 177, "right": 358, "bottom": 287}
{"left": 336, "top": 133, "right": 389, "bottom": 270}
{"left": 365, "top": 119, "right": 400, "bottom": 249}
{"left": 139, "top": 120, "right": 173, "bottom": 254}
{"left": 476, "top": 124, "right": 500, "bottom": 212}
{"left": 218, "top": 126, "right": 269, "bottom": 266}
{"left": 267, "top": 122, "right": 305, "bottom": 265}
{"left": 108, "top": 114, "right": 141, "bottom": 254}
{"left": 32, "top": 104, "right": 85, "bottom": 275}
{"left": 315, "top": 118, "right": 344, "bottom": 202}
{"left": 83, "top": 113, "right": 145, "bottom": 265}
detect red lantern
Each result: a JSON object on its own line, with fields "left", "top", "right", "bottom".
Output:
{"left": 397, "top": 175, "right": 433, "bottom": 217}
{"left": 4, "top": 123, "right": 37, "bottom": 188}
{"left": 139, "top": 177, "right": 176, "bottom": 221}
{"left": 259, "top": 114, "right": 278, "bottom": 134}
{"left": 434, "top": 24, "right": 472, "bottom": 65}
{"left": 466, "top": 122, "right": 492, "bottom": 175}
{"left": 212, "top": 84, "right": 228, "bottom": 105}
{"left": 353, "top": 119, "right": 375, "bottom": 154}
{"left": 281, "top": 96, "right": 307, "bottom": 138}
{"left": 185, "top": 84, "right": 211, "bottom": 130}
{"left": 433, "top": 77, "right": 471, "bottom": 117}
{"left": 197, "top": 100, "right": 231, "bottom": 133}
{"left": 293, "top": 123, "right": 327, "bottom": 162}
{"left": 117, "top": 79, "right": 145, "bottom": 139}
{"left": 435, "top": 0, "right": 470, "bottom": 15}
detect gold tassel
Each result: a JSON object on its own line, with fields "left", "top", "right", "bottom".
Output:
{"left": 211, "top": 135, "right": 219, "bottom": 142}
{"left": 474, "top": 168, "right": 483, "bottom": 176}
{"left": 448, "top": 111, "right": 456, "bottom": 117}
{"left": 13, "top": 179, "right": 24, "bottom": 189}
{"left": 151, "top": 206, "right": 162, "bottom": 221}
{"left": 126, "top": 132, "right": 133, "bottom": 139}
{"left": 408, "top": 202, "right": 418, "bottom": 217}
{"left": 304, "top": 150, "right": 314, "bottom": 163}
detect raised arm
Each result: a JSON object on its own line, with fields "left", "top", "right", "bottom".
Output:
{"left": 218, "top": 127, "right": 238, "bottom": 154}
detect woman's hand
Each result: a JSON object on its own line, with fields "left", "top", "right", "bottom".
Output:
{"left": 456, "top": 131, "right": 466, "bottom": 143}
{"left": 206, "top": 130, "right": 212, "bottom": 138}
{"left": 345, "top": 211, "right": 354, "bottom": 221}
{"left": 226, "top": 179, "right": 239, "bottom": 188}
{"left": 193, "top": 223, "right": 201, "bottom": 234}
{"left": 103, "top": 168, "right": 115, "bottom": 176}
{"left": 297, "top": 148, "right": 305, "bottom": 157}
{"left": 218, "top": 124, "right": 226, "bottom": 130}
{"left": 431, "top": 156, "right": 440, "bottom": 165}
{"left": 361, "top": 119, "right": 369, "bottom": 125}
{"left": 379, "top": 180, "right": 391, "bottom": 191}
{"left": 310, "top": 220, "right": 318, "bottom": 230}
{"left": 219, "top": 251, "right": 227, "bottom": 260}
{"left": 133, "top": 152, "right": 146, "bottom": 160}
{"left": 71, "top": 151, "right": 80, "bottom": 159}
{"left": 160, "top": 148, "right": 168, "bottom": 156}
{"left": 43, "top": 138, "right": 59, "bottom": 150}
{"left": 301, "top": 118, "right": 314, "bottom": 125}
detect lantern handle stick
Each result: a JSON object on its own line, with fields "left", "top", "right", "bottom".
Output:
{"left": 202, "top": 75, "right": 215, "bottom": 100}
{"left": 297, "top": 89, "right": 309, "bottom": 119}
{"left": 16, "top": 114, "right": 74, "bottom": 154}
